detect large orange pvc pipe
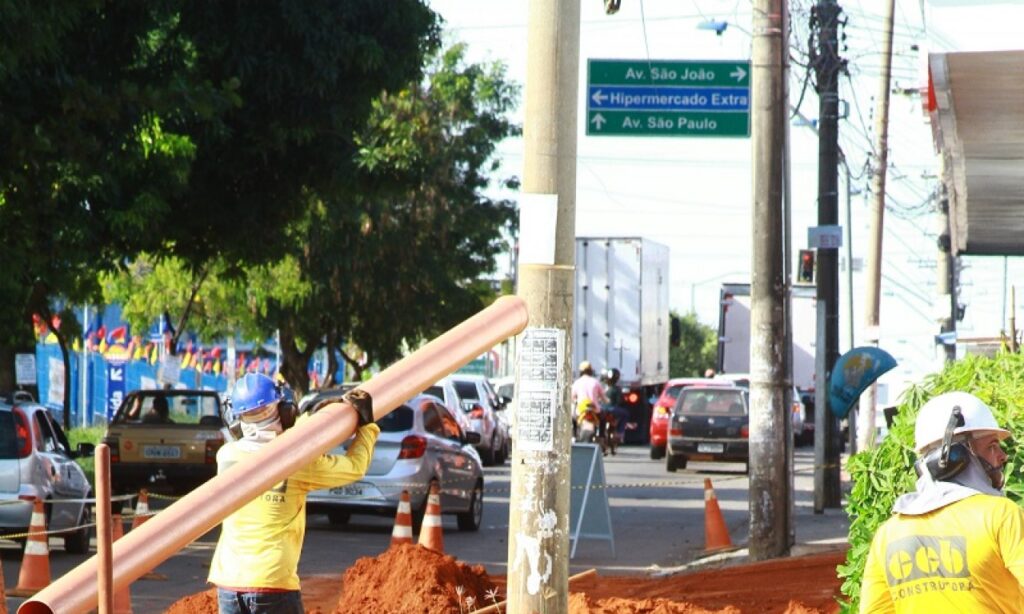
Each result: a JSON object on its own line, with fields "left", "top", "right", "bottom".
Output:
{"left": 21, "top": 296, "right": 528, "bottom": 614}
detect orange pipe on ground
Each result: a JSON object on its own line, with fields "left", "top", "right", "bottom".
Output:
{"left": 20, "top": 296, "right": 528, "bottom": 614}
{"left": 94, "top": 444, "right": 113, "bottom": 614}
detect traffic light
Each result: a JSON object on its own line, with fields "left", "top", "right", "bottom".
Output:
{"left": 797, "top": 249, "right": 815, "bottom": 284}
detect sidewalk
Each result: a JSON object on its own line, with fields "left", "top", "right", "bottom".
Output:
{"left": 649, "top": 452, "right": 852, "bottom": 576}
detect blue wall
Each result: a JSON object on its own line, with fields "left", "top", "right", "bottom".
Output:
{"left": 34, "top": 344, "right": 229, "bottom": 427}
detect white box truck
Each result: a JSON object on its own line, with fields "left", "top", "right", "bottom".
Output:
{"left": 574, "top": 237, "right": 670, "bottom": 442}
{"left": 716, "top": 282, "right": 818, "bottom": 444}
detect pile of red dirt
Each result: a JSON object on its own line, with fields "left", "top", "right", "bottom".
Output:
{"left": 164, "top": 547, "right": 846, "bottom": 614}
{"left": 335, "top": 543, "right": 499, "bottom": 613}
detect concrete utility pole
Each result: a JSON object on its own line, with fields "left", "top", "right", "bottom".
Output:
{"left": 811, "top": 0, "right": 844, "bottom": 511}
{"left": 859, "top": 0, "right": 895, "bottom": 451}
{"left": 507, "top": 0, "right": 580, "bottom": 610}
{"left": 781, "top": 1, "right": 796, "bottom": 549}
{"left": 748, "top": 0, "right": 790, "bottom": 560}
{"left": 936, "top": 195, "right": 957, "bottom": 362}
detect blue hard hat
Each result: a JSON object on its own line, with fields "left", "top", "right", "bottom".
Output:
{"left": 230, "top": 373, "right": 282, "bottom": 417}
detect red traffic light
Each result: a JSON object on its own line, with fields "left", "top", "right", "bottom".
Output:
{"left": 797, "top": 249, "right": 815, "bottom": 283}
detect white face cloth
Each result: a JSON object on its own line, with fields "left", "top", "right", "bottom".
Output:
{"left": 239, "top": 403, "right": 283, "bottom": 444}
{"left": 893, "top": 453, "right": 1003, "bottom": 516}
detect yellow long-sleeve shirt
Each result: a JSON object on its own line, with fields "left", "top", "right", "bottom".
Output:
{"left": 207, "top": 423, "right": 379, "bottom": 591}
{"left": 860, "top": 494, "right": 1024, "bottom": 613}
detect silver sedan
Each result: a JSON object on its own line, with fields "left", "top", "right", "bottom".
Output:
{"left": 305, "top": 393, "right": 484, "bottom": 531}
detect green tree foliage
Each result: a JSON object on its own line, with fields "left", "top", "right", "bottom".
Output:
{"left": 838, "top": 351, "right": 1024, "bottom": 612}
{"left": 101, "top": 44, "right": 520, "bottom": 394}
{"left": 0, "top": 1, "right": 440, "bottom": 394}
{"left": 162, "top": 1, "right": 441, "bottom": 266}
{"left": 669, "top": 312, "right": 718, "bottom": 378}
{"left": 266, "top": 43, "right": 520, "bottom": 391}
{"left": 0, "top": 2, "right": 218, "bottom": 396}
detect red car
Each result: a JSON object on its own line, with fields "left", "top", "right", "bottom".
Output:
{"left": 649, "top": 378, "right": 716, "bottom": 459}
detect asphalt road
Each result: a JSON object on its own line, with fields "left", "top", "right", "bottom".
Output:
{"left": 1, "top": 444, "right": 844, "bottom": 612}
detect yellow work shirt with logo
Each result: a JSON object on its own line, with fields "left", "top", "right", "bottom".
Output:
{"left": 860, "top": 494, "right": 1024, "bottom": 613}
{"left": 207, "top": 422, "right": 379, "bottom": 591}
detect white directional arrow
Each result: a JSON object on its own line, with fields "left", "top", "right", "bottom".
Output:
{"left": 730, "top": 66, "right": 747, "bottom": 82}
{"left": 590, "top": 113, "right": 607, "bottom": 130}
{"left": 591, "top": 89, "right": 609, "bottom": 105}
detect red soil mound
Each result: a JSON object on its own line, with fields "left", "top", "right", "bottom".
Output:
{"left": 334, "top": 543, "right": 499, "bottom": 613}
{"left": 165, "top": 548, "right": 845, "bottom": 614}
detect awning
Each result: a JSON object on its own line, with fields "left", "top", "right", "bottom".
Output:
{"left": 929, "top": 49, "right": 1024, "bottom": 255}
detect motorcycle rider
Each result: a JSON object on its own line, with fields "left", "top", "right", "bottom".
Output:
{"left": 601, "top": 368, "right": 632, "bottom": 444}
{"left": 572, "top": 360, "right": 607, "bottom": 437}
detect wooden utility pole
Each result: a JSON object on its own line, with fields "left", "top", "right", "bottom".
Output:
{"left": 859, "top": 0, "right": 895, "bottom": 451}
{"left": 812, "top": 0, "right": 844, "bottom": 511}
{"left": 507, "top": 0, "right": 580, "bottom": 610}
{"left": 748, "top": 0, "right": 790, "bottom": 560}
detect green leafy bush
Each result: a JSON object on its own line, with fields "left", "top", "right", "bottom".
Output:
{"left": 68, "top": 426, "right": 107, "bottom": 490}
{"left": 838, "top": 351, "right": 1024, "bottom": 611}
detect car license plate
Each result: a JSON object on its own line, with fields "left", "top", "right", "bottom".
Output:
{"left": 330, "top": 484, "right": 364, "bottom": 497}
{"left": 142, "top": 445, "right": 181, "bottom": 459}
{"left": 697, "top": 443, "right": 724, "bottom": 454}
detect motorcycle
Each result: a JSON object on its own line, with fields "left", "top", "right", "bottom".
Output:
{"left": 576, "top": 401, "right": 618, "bottom": 456}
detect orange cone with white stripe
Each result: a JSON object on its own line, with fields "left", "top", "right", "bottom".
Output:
{"left": 703, "top": 478, "right": 733, "bottom": 552}
{"left": 391, "top": 490, "right": 414, "bottom": 547}
{"left": 111, "top": 512, "right": 134, "bottom": 614}
{"left": 9, "top": 499, "right": 51, "bottom": 597}
{"left": 417, "top": 482, "right": 444, "bottom": 552}
{"left": 131, "top": 489, "right": 151, "bottom": 530}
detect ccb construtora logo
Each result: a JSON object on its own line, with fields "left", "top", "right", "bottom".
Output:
{"left": 885, "top": 535, "right": 969, "bottom": 586}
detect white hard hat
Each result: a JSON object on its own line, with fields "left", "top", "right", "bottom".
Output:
{"left": 914, "top": 391, "right": 1010, "bottom": 453}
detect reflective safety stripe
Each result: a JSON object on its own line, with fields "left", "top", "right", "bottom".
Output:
{"left": 25, "top": 539, "right": 48, "bottom": 555}
{"left": 705, "top": 490, "right": 715, "bottom": 501}
{"left": 392, "top": 525, "right": 413, "bottom": 538}
{"left": 397, "top": 501, "right": 411, "bottom": 514}
{"left": 30, "top": 512, "right": 45, "bottom": 526}
{"left": 422, "top": 514, "right": 443, "bottom": 528}
{"left": 427, "top": 494, "right": 440, "bottom": 505}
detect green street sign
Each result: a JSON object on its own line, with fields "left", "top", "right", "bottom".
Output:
{"left": 587, "top": 59, "right": 751, "bottom": 138}
{"left": 589, "top": 59, "right": 749, "bottom": 87}
{"left": 587, "top": 110, "right": 749, "bottom": 137}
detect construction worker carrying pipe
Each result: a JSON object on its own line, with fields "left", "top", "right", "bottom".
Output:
{"left": 208, "top": 373, "right": 379, "bottom": 614}
{"left": 859, "top": 391, "right": 1024, "bottom": 612}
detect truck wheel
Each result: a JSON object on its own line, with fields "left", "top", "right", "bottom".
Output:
{"left": 650, "top": 445, "right": 666, "bottom": 460}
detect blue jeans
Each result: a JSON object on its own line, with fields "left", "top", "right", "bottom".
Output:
{"left": 217, "top": 588, "right": 304, "bottom": 614}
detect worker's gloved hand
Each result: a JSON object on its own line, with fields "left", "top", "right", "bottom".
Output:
{"left": 342, "top": 389, "right": 374, "bottom": 427}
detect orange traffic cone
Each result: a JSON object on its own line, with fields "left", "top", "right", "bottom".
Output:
{"left": 111, "top": 513, "right": 133, "bottom": 614}
{"left": 9, "top": 500, "right": 51, "bottom": 597}
{"left": 391, "top": 490, "right": 414, "bottom": 546}
{"left": 417, "top": 482, "right": 444, "bottom": 552}
{"left": 703, "top": 478, "right": 734, "bottom": 552}
{"left": 131, "top": 489, "right": 151, "bottom": 530}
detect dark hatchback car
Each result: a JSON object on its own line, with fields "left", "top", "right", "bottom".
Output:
{"left": 665, "top": 385, "right": 749, "bottom": 472}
